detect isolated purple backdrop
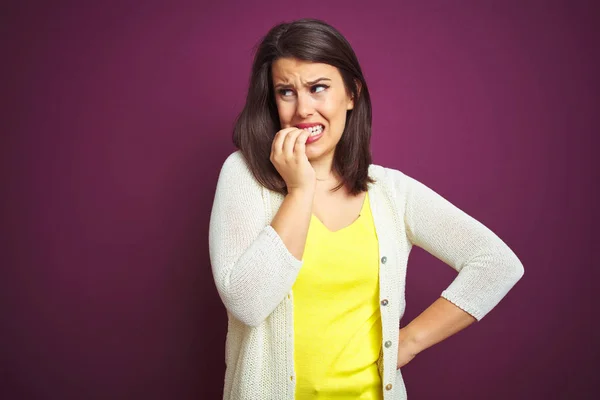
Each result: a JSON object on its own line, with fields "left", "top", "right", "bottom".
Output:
{"left": 2, "top": 1, "right": 596, "bottom": 399}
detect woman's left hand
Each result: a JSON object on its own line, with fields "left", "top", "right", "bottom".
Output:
{"left": 396, "top": 328, "right": 419, "bottom": 369}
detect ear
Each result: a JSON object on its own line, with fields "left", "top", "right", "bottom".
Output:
{"left": 347, "top": 79, "right": 362, "bottom": 110}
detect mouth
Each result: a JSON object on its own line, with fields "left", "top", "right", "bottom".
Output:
{"left": 296, "top": 124, "right": 324, "bottom": 144}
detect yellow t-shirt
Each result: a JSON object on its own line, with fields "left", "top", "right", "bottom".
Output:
{"left": 293, "top": 192, "right": 383, "bottom": 400}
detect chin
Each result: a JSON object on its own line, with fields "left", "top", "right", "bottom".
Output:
{"left": 305, "top": 148, "right": 320, "bottom": 161}
{"left": 305, "top": 151, "right": 319, "bottom": 161}
{"left": 306, "top": 146, "right": 333, "bottom": 162}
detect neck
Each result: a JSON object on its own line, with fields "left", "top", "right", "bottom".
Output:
{"left": 310, "top": 155, "right": 334, "bottom": 180}
{"left": 311, "top": 155, "right": 342, "bottom": 188}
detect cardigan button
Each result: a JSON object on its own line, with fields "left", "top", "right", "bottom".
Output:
{"left": 385, "top": 383, "right": 392, "bottom": 391}
{"left": 380, "top": 299, "right": 389, "bottom": 306}
{"left": 381, "top": 256, "right": 387, "bottom": 264}
{"left": 384, "top": 340, "right": 392, "bottom": 348}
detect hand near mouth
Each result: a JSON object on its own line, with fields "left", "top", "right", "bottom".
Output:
{"left": 270, "top": 127, "right": 316, "bottom": 194}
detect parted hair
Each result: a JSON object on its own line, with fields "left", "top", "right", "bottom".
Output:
{"left": 233, "top": 18, "right": 374, "bottom": 195}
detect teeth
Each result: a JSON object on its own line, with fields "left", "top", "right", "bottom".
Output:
{"left": 305, "top": 125, "right": 323, "bottom": 136}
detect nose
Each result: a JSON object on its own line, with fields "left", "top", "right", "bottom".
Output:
{"left": 295, "top": 92, "right": 314, "bottom": 119}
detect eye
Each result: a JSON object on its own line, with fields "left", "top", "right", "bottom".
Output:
{"left": 278, "top": 89, "right": 294, "bottom": 97}
{"left": 312, "top": 84, "right": 329, "bottom": 93}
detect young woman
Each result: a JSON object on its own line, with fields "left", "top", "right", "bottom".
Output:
{"left": 209, "top": 18, "right": 524, "bottom": 400}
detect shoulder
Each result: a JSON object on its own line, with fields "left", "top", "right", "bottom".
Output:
{"left": 218, "top": 150, "right": 254, "bottom": 180}
{"left": 368, "top": 163, "right": 411, "bottom": 192}
{"left": 215, "top": 150, "right": 264, "bottom": 193}
{"left": 221, "top": 149, "right": 247, "bottom": 172}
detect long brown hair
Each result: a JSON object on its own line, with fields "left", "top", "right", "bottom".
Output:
{"left": 233, "top": 18, "right": 375, "bottom": 195}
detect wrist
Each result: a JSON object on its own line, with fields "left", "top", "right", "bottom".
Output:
{"left": 287, "top": 186, "right": 315, "bottom": 200}
{"left": 399, "top": 326, "right": 424, "bottom": 356}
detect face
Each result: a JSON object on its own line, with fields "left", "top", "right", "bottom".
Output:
{"left": 271, "top": 57, "right": 355, "bottom": 163}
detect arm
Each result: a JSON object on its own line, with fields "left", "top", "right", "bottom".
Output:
{"left": 209, "top": 152, "right": 307, "bottom": 327}
{"left": 269, "top": 127, "right": 316, "bottom": 260}
{"left": 397, "top": 297, "right": 476, "bottom": 368}
{"left": 270, "top": 187, "right": 314, "bottom": 261}
{"left": 397, "top": 172, "right": 524, "bottom": 364}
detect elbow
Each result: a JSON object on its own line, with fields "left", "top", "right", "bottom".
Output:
{"left": 237, "top": 311, "right": 267, "bottom": 328}
{"left": 214, "top": 278, "right": 269, "bottom": 328}
{"left": 501, "top": 251, "right": 525, "bottom": 287}
{"left": 509, "top": 251, "right": 524, "bottom": 280}
{"left": 514, "top": 260, "right": 524, "bottom": 281}
{"left": 224, "top": 300, "right": 268, "bottom": 328}
{"left": 224, "top": 296, "right": 268, "bottom": 327}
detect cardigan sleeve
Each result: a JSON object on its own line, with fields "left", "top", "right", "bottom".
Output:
{"left": 209, "top": 152, "right": 303, "bottom": 327}
{"left": 400, "top": 171, "right": 524, "bottom": 321}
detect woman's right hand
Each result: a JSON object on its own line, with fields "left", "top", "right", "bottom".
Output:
{"left": 270, "top": 127, "right": 316, "bottom": 193}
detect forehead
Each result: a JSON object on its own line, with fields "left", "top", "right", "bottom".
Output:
{"left": 271, "top": 58, "right": 340, "bottom": 83}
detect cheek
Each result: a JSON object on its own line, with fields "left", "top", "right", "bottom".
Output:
{"left": 320, "top": 98, "right": 348, "bottom": 124}
{"left": 276, "top": 101, "right": 294, "bottom": 124}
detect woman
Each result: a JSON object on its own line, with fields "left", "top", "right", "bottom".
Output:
{"left": 209, "top": 18, "right": 524, "bottom": 400}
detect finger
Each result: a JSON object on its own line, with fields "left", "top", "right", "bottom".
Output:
{"left": 294, "top": 130, "right": 310, "bottom": 157}
{"left": 272, "top": 128, "right": 295, "bottom": 157}
{"left": 272, "top": 127, "right": 298, "bottom": 155}
{"left": 282, "top": 128, "right": 303, "bottom": 159}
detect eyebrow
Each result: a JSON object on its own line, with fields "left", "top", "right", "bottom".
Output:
{"left": 274, "top": 77, "right": 332, "bottom": 89}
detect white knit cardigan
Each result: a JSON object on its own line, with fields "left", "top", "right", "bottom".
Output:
{"left": 209, "top": 150, "right": 524, "bottom": 400}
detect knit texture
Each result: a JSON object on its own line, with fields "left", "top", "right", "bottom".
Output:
{"left": 209, "top": 150, "right": 524, "bottom": 400}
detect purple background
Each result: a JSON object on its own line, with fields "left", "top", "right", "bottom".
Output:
{"left": 2, "top": 1, "right": 597, "bottom": 399}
